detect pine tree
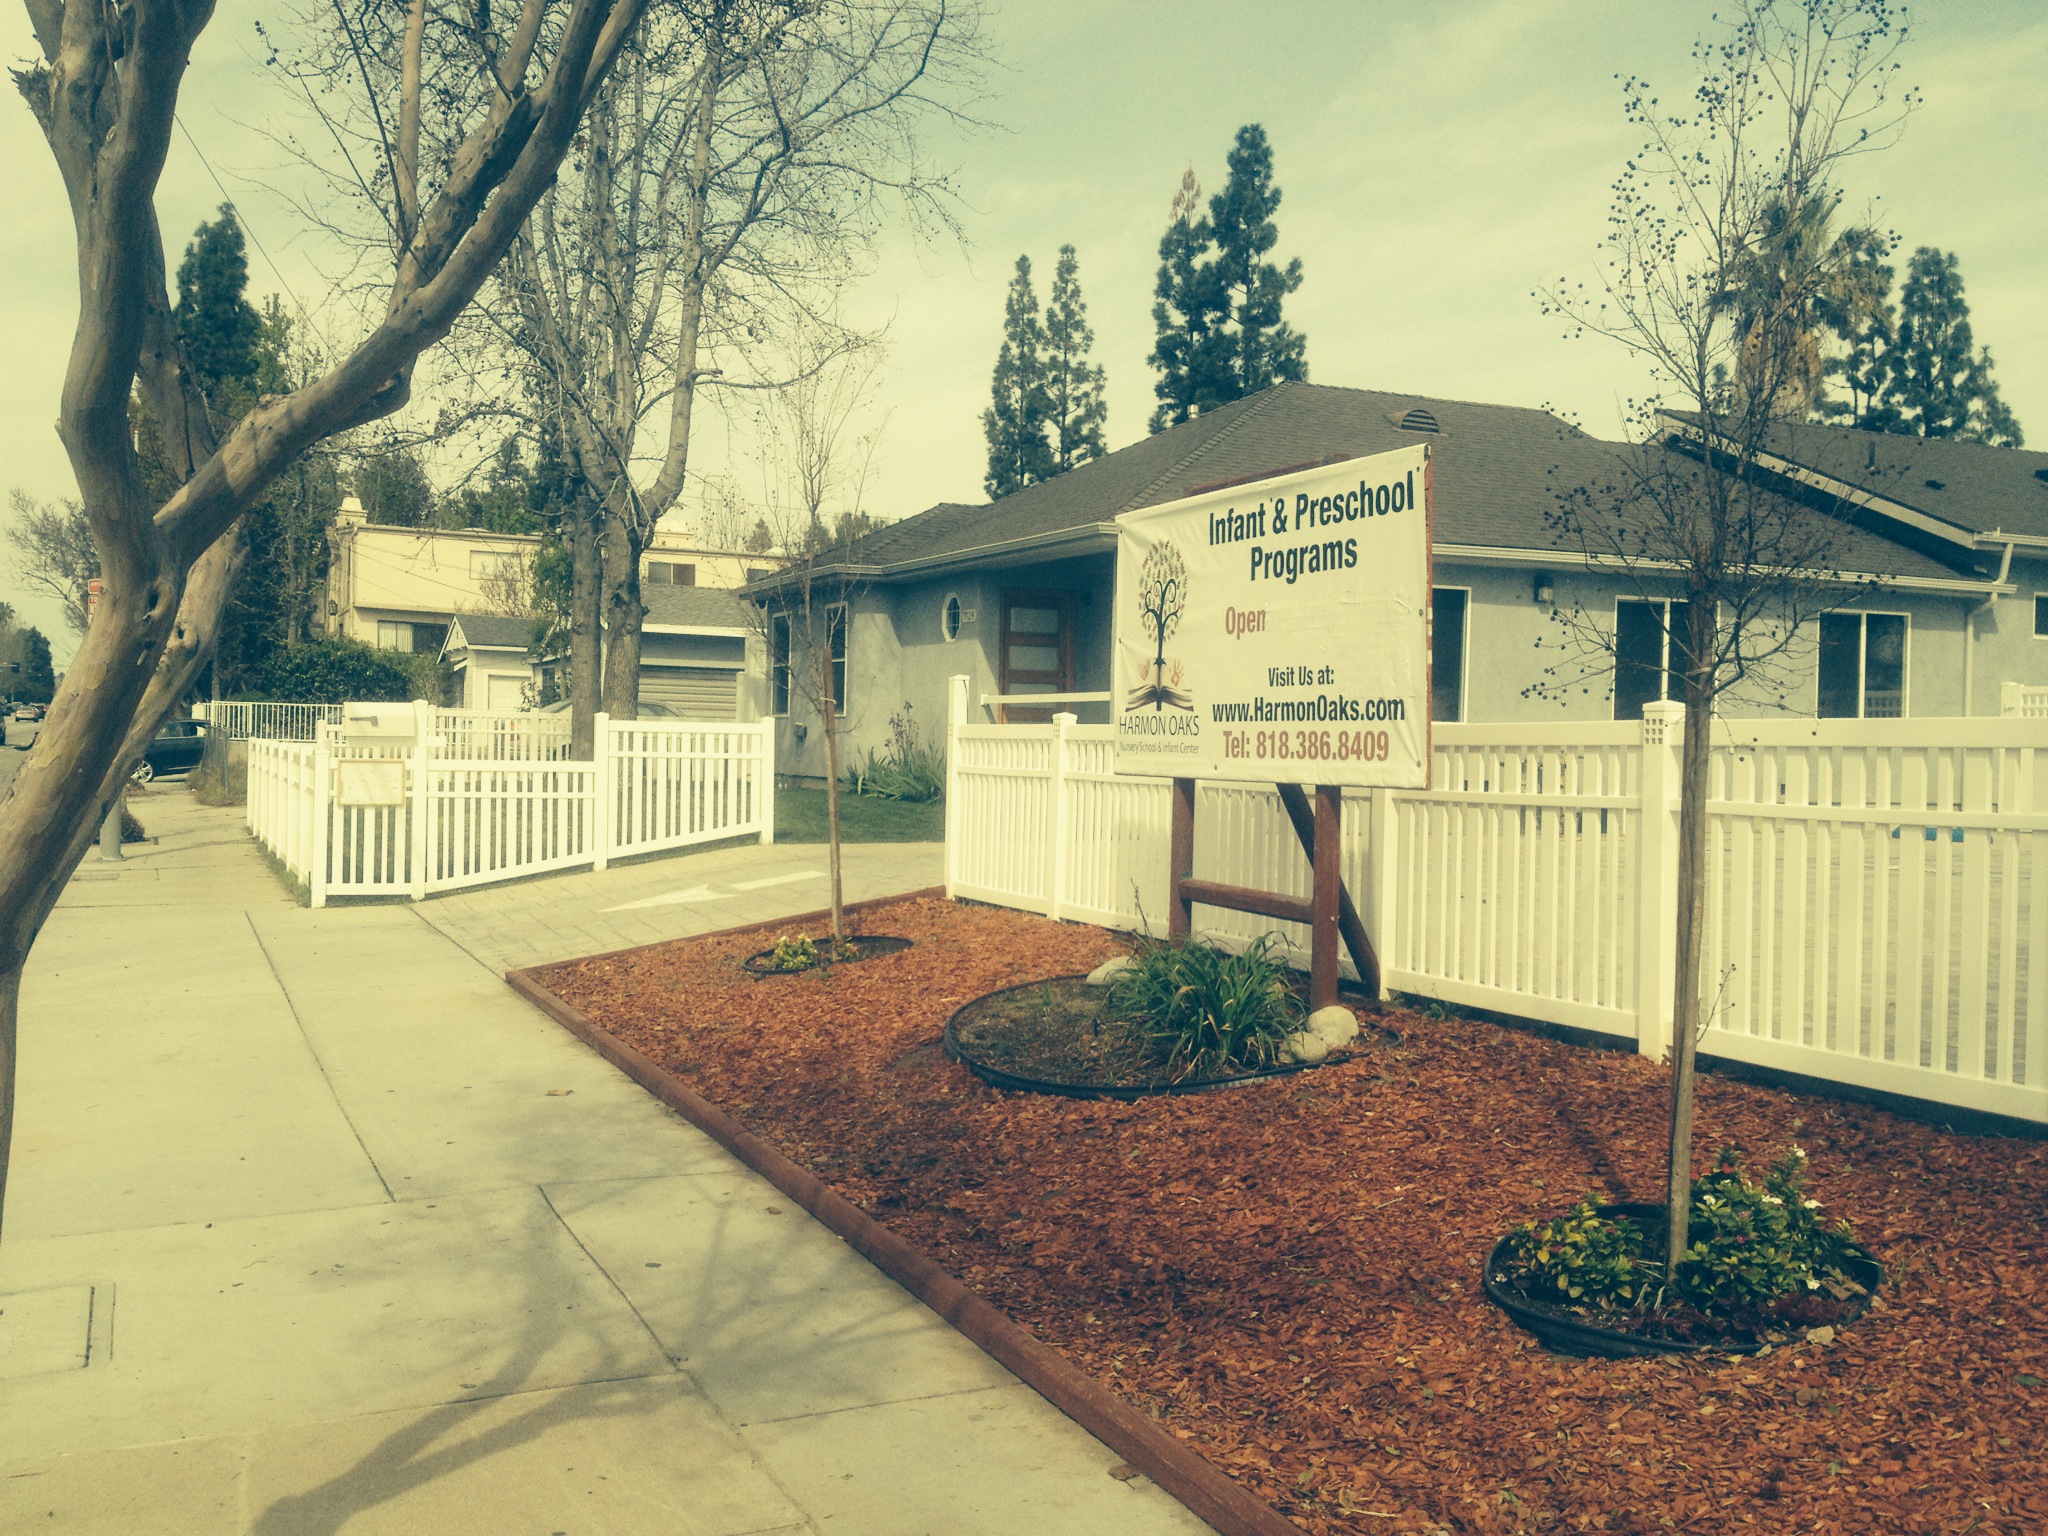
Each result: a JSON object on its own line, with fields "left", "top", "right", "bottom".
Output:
{"left": 982, "top": 255, "right": 1055, "bottom": 498}
{"left": 1043, "top": 245, "right": 1107, "bottom": 472}
{"left": 1208, "top": 124, "right": 1306, "bottom": 397}
{"left": 1147, "top": 169, "right": 1228, "bottom": 432}
{"left": 173, "top": 204, "right": 264, "bottom": 415}
{"left": 1862, "top": 248, "right": 2023, "bottom": 446}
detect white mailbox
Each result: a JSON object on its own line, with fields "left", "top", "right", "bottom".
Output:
{"left": 340, "top": 702, "right": 421, "bottom": 744}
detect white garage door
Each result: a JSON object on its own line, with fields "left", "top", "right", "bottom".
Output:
{"left": 639, "top": 666, "right": 739, "bottom": 720}
{"left": 485, "top": 673, "right": 528, "bottom": 711}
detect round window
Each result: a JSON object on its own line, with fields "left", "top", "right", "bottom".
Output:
{"left": 942, "top": 593, "right": 963, "bottom": 642}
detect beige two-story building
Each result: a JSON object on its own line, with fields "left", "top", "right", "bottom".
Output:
{"left": 325, "top": 499, "right": 772, "bottom": 715}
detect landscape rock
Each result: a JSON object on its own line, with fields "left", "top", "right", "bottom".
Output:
{"left": 1804, "top": 1325, "right": 1837, "bottom": 1348}
{"left": 1306, "top": 1005, "right": 1360, "bottom": 1047}
{"left": 1280, "top": 1030, "right": 1329, "bottom": 1065}
{"left": 1085, "top": 956, "right": 1133, "bottom": 986}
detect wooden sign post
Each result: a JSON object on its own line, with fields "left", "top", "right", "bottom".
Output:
{"left": 1165, "top": 777, "right": 1379, "bottom": 1008}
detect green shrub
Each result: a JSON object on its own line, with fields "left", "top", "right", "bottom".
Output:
{"left": 765, "top": 931, "right": 856, "bottom": 971}
{"left": 1504, "top": 1146, "right": 1862, "bottom": 1315}
{"left": 256, "top": 640, "right": 416, "bottom": 705}
{"left": 1105, "top": 933, "right": 1300, "bottom": 1079}
{"left": 846, "top": 702, "right": 945, "bottom": 802}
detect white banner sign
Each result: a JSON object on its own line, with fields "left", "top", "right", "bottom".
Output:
{"left": 1111, "top": 445, "right": 1432, "bottom": 787}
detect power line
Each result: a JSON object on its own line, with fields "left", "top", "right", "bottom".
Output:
{"left": 173, "top": 112, "right": 307, "bottom": 316}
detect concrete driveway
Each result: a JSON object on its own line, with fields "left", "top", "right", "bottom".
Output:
{"left": 0, "top": 790, "right": 1212, "bottom": 1535}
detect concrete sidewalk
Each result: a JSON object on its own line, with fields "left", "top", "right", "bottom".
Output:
{"left": 0, "top": 789, "right": 1211, "bottom": 1535}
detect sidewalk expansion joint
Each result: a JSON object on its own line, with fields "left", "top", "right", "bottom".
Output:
{"left": 244, "top": 910, "right": 396, "bottom": 1202}
{"left": 534, "top": 1183, "right": 683, "bottom": 1376}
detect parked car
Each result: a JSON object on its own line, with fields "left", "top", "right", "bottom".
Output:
{"left": 132, "top": 719, "right": 208, "bottom": 783}
{"left": 6, "top": 705, "right": 44, "bottom": 751}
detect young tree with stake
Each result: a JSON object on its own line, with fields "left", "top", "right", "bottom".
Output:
{"left": 1538, "top": 0, "right": 1913, "bottom": 1279}
{"left": 744, "top": 338, "right": 884, "bottom": 942}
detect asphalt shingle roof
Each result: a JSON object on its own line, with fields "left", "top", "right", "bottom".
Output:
{"left": 448, "top": 614, "right": 534, "bottom": 650}
{"left": 1743, "top": 418, "right": 2048, "bottom": 541}
{"left": 641, "top": 584, "right": 753, "bottom": 628}
{"left": 831, "top": 382, "right": 1988, "bottom": 588}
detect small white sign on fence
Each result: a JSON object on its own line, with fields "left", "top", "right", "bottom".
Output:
{"left": 1111, "top": 444, "right": 1433, "bottom": 787}
{"left": 336, "top": 758, "right": 407, "bottom": 806}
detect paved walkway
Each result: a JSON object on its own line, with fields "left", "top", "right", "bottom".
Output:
{"left": 0, "top": 788, "right": 1211, "bottom": 1535}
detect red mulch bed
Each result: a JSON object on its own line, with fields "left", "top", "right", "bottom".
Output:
{"left": 531, "top": 896, "right": 2048, "bottom": 1535}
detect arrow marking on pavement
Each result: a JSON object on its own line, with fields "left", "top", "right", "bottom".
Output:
{"left": 602, "top": 884, "right": 720, "bottom": 913}
{"left": 731, "top": 870, "right": 825, "bottom": 891}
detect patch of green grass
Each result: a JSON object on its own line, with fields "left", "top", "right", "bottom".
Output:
{"left": 775, "top": 786, "right": 944, "bottom": 843}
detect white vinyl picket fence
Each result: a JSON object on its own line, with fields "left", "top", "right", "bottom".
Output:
{"left": 943, "top": 675, "right": 2048, "bottom": 1124}
{"left": 249, "top": 704, "right": 772, "bottom": 904}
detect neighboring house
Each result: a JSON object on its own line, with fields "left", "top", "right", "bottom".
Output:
{"left": 634, "top": 584, "right": 767, "bottom": 719}
{"left": 442, "top": 614, "right": 538, "bottom": 710}
{"left": 754, "top": 381, "right": 2045, "bottom": 782}
{"left": 324, "top": 497, "right": 761, "bottom": 655}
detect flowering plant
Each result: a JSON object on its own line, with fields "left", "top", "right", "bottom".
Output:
{"left": 1503, "top": 1146, "right": 1862, "bottom": 1317}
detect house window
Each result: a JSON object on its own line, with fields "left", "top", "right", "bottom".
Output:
{"left": 2035, "top": 594, "right": 2048, "bottom": 638}
{"left": 646, "top": 560, "right": 696, "bottom": 586}
{"left": 942, "top": 593, "right": 963, "bottom": 643}
{"left": 1818, "top": 612, "right": 1907, "bottom": 718}
{"left": 469, "top": 550, "right": 521, "bottom": 581}
{"left": 376, "top": 620, "right": 413, "bottom": 652}
{"left": 1612, "top": 598, "right": 1694, "bottom": 720}
{"left": 826, "top": 603, "right": 848, "bottom": 711}
{"left": 1431, "top": 587, "right": 1467, "bottom": 723}
{"left": 771, "top": 614, "right": 791, "bottom": 716}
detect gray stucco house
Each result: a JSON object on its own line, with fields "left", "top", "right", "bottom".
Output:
{"left": 758, "top": 381, "right": 2048, "bottom": 780}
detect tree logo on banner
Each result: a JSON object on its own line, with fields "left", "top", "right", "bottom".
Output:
{"left": 1129, "top": 539, "right": 1192, "bottom": 711}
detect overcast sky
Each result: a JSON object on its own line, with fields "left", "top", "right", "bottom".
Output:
{"left": 4, "top": 1, "right": 2043, "bottom": 664}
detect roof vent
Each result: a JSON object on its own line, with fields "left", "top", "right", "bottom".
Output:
{"left": 1396, "top": 407, "right": 1441, "bottom": 434}
{"left": 1924, "top": 478, "right": 1945, "bottom": 491}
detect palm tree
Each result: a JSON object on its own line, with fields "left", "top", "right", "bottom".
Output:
{"left": 1718, "top": 190, "right": 1891, "bottom": 420}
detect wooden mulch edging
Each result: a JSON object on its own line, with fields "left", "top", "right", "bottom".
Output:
{"left": 507, "top": 892, "right": 1301, "bottom": 1536}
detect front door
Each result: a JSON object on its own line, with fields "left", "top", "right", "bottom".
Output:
{"left": 999, "top": 590, "right": 1076, "bottom": 723}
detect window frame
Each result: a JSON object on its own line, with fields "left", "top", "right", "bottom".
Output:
{"left": 770, "top": 613, "right": 792, "bottom": 717}
{"left": 645, "top": 559, "right": 697, "bottom": 587}
{"left": 376, "top": 619, "right": 413, "bottom": 652}
{"left": 1430, "top": 585, "right": 1470, "bottom": 724}
{"left": 2034, "top": 593, "right": 2048, "bottom": 639}
{"left": 1817, "top": 609, "right": 1911, "bottom": 719}
{"left": 1610, "top": 597, "right": 1695, "bottom": 721}
{"left": 941, "top": 592, "right": 962, "bottom": 643}
{"left": 468, "top": 549, "right": 520, "bottom": 582}
{"left": 826, "top": 602, "right": 849, "bottom": 712}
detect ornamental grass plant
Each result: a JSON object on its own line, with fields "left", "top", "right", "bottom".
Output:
{"left": 1104, "top": 933, "right": 1301, "bottom": 1080}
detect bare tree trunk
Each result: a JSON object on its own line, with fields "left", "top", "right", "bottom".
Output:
{"left": 821, "top": 648, "right": 845, "bottom": 942}
{"left": 568, "top": 496, "right": 602, "bottom": 759}
{"left": 1665, "top": 606, "right": 1717, "bottom": 1279}
{"left": 599, "top": 509, "right": 644, "bottom": 720}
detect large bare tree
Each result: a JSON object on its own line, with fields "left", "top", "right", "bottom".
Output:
{"left": 1538, "top": 0, "right": 1912, "bottom": 1274}
{"left": 489, "top": 0, "right": 982, "bottom": 754}
{"left": 0, "top": 0, "right": 649, "bottom": 1239}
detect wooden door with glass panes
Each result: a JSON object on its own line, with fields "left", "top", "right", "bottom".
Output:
{"left": 998, "top": 590, "right": 1075, "bottom": 723}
